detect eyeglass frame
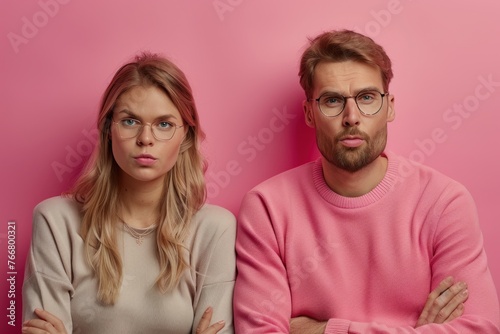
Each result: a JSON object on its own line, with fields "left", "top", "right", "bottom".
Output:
{"left": 308, "top": 90, "right": 389, "bottom": 117}
{"left": 111, "top": 118, "right": 184, "bottom": 141}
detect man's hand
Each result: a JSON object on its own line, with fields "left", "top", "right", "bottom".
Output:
{"left": 290, "top": 316, "right": 326, "bottom": 334}
{"left": 416, "top": 276, "right": 468, "bottom": 327}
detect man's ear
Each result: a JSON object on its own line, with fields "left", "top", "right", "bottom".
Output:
{"left": 387, "top": 94, "right": 395, "bottom": 122}
{"left": 303, "top": 100, "right": 315, "bottom": 128}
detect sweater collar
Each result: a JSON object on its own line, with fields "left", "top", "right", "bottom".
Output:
{"left": 312, "top": 151, "right": 400, "bottom": 208}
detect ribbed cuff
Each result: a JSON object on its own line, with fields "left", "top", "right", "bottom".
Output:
{"left": 324, "top": 319, "right": 350, "bottom": 334}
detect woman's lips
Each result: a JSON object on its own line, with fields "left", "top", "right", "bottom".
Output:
{"left": 134, "top": 154, "right": 157, "bottom": 166}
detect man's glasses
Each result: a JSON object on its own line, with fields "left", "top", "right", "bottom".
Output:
{"left": 309, "top": 90, "right": 388, "bottom": 117}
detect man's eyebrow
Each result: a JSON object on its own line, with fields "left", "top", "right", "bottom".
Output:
{"left": 356, "top": 86, "right": 384, "bottom": 93}
{"left": 320, "top": 86, "right": 384, "bottom": 96}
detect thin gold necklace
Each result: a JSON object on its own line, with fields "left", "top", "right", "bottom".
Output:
{"left": 121, "top": 221, "right": 157, "bottom": 245}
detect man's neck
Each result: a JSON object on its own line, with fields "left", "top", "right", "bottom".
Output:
{"left": 321, "top": 154, "right": 388, "bottom": 197}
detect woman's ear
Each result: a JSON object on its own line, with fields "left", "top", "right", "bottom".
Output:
{"left": 105, "top": 116, "right": 113, "bottom": 140}
{"left": 181, "top": 124, "right": 188, "bottom": 141}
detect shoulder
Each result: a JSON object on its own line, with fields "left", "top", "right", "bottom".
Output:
{"left": 248, "top": 160, "right": 316, "bottom": 194}
{"left": 389, "top": 152, "right": 473, "bottom": 202}
{"left": 32, "top": 196, "right": 83, "bottom": 234}
{"left": 34, "top": 195, "right": 81, "bottom": 216}
{"left": 191, "top": 204, "right": 236, "bottom": 237}
{"left": 239, "top": 161, "right": 317, "bottom": 211}
{"left": 188, "top": 204, "right": 236, "bottom": 259}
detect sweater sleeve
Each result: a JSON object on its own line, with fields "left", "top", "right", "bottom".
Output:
{"left": 234, "top": 191, "right": 292, "bottom": 333}
{"left": 22, "top": 201, "right": 74, "bottom": 333}
{"left": 192, "top": 209, "right": 236, "bottom": 334}
{"left": 325, "top": 182, "right": 500, "bottom": 334}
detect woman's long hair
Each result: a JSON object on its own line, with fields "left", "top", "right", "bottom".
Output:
{"left": 70, "top": 52, "right": 206, "bottom": 305}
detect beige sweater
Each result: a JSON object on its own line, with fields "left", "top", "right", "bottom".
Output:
{"left": 22, "top": 196, "right": 236, "bottom": 333}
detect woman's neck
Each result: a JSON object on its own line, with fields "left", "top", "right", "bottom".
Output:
{"left": 117, "top": 177, "right": 164, "bottom": 228}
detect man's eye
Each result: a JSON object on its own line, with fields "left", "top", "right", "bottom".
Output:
{"left": 322, "top": 96, "right": 343, "bottom": 105}
{"left": 357, "top": 92, "right": 377, "bottom": 103}
{"left": 359, "top": 94, "right": 374, "bottom": 100}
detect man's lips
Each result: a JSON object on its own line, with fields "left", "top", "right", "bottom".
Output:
{"left": 339, "top": 136, "right": 364, "bottom": 147}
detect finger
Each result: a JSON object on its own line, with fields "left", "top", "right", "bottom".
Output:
{"left": 432, "top": 276, "right": 456, "bottom": 299}
{"left": 426, "top": 281, "right": 467, "bottom": 324}
{"left": 22, "top": 326, "right": 55, "bottom": 334}
{"left": 34, "top": 308, "right": 67, "bottom": 333}
{"left": 416, "top": 276, "right": 454, "bottom": 326}
{"left": 22, "top": 323, "right": 49, "bottom": 334}
{"left": 23, "top": 318, "right": 56, "bottom": 333}
{"left": 196, "top": 307, "right": 214, "bottom": 333}
{"left": 434, "top": 286, "right": 468, "bottom": 323}
{"left": 200, "top": 320, "right": 225, "bottom": 334}
{"left": 445, "top": 303, "right": 465, "bottom": 322}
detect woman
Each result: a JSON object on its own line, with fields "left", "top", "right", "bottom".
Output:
{"left": 22, "top": 53, "right": 236, "bottom": 333}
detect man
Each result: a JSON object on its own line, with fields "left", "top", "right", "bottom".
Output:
{"left": 233, "top": 30, "right": 500, "bottom": 333}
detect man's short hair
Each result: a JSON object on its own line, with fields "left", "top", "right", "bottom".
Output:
{"left": 299, "top": 30, "right": 393, "bottom": 99}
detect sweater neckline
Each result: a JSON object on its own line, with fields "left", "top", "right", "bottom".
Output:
{"left": 312, "top": 151, "right": 399, "bottom": 208}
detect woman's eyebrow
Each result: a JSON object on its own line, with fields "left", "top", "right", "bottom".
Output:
{"left": 115, "top": 109, "right": 137, "bottom": 117}
{"left": 115, "top": 109, "right": 180, "bottom": 122}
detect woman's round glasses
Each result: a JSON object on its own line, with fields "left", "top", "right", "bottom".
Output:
{"left": 113, "top": 118, "right": 183, "bottom": 141}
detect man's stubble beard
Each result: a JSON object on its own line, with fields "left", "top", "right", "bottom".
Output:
{"left": 316, "top": 126, "right": 388, "bottom": 173}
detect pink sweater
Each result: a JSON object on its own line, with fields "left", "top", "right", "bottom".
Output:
{"left": 234, "top": 152, "right": 500, "bottom": 333}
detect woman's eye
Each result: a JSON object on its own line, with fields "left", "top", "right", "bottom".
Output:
{"left": 157, "top": 121, "right": 173, "bottom": 129}
{"left": 122, "top": 119, "right": 139, "bottom": 126}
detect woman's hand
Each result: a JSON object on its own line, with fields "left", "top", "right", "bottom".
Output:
{"left": 416, "top": 276, "right": 468, "bottom": 327}
{"left": 196, "top": 307, "right": 225, "bottom": 334}
{"left": 22, "top": 308, "right": 68, "bottom": 334}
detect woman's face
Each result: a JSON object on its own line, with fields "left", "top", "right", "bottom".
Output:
{"left": 110, "top": 85, "right": 187, "bottom": 187}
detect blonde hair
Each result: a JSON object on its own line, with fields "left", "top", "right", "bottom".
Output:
{"left": 70, "top": 52, "right": 206, "bottom": 305}
{"left": 299, "top": 29, "right": 393, "bottom": 99}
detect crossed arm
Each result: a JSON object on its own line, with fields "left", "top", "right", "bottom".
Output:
{"left": 22, "top": 276, "right": 466, "bottom": 334}
{"left": 22, "top": 307, "right": 226, "bottom": 334}
{"left": 289, "top": 276, "right": 469, "bottom": 334}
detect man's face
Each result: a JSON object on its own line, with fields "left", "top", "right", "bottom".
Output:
{"left": 304, "top": 60, "right": 395, "bottom": 172}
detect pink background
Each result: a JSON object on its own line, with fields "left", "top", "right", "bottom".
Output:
{"left": 1, "top": 1, "right": 499, "bottom": 332}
